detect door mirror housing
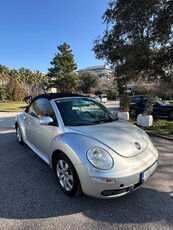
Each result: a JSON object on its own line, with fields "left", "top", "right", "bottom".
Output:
{"left": 39, "top": 116, "right": 54, "bottom": 125}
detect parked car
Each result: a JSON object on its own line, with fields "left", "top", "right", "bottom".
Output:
{"left": 96, "top": 94, "right": 107, "bottom": 103}
{"left": 130, "top": 95, "right": 148, "bottom": 103}
{"left": 15, "top": 93, "right": 158, "bottom": 199}
{"left": 129, "top": 98, "right": 173, "bottom": 120}
{"left": 24, "top": 95, "right": 33, "bottom": 104}
{"left": 84, "top": 93, "right": 100, "bottom": 102}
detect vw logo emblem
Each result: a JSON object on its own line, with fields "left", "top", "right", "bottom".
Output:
{"left": 135, "top": 142, "right": 141, "bottom": 150}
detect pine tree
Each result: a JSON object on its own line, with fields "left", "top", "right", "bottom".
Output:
{"left": 48, "top": 43, "right": 78, "bottom": 92}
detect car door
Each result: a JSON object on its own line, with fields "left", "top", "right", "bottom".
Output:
{"left": 152, "top": 100, "right": 167, "bottom": 116}
{"left": 135, "top": 100, "right": 146, "bottom": 114}
{"left": 24, "top": 98, "right": 57, "bottom": 158}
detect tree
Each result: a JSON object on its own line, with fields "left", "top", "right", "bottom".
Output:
{"left": 78, "top": 71, "right": 99, "bottom": 93}
{"left": 30, "top": 71, "right": 48, "bottom": 95}
{"left": 0, "top": 65, "right": 10, "bottom": 85}
{"left": 0, "top": 85, "right": 7, "bottom": 100}
{"left": 6, "top": 77, "right": 25, "bottom": 101}
{"left": 93, "top": 0, "right": 173, "bottom": 92}
{"left": 48, "top": 43, "right": 78, "bottom": 92}
{"left": 18, "top": 68, "right": 35, "bottom": 95}
{"left": 10, "top": 69, "right": 21, "bottom": 82}
{"left": 0, "top": 65, "right": 10, "bottom": 100}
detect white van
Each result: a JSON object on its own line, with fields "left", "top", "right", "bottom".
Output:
{"left": 97, "top": 94, "right": 107, "bottom": 103}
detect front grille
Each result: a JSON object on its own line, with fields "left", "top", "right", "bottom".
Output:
{"left": 101, "top": 181, "right": 143, "bottom": 197}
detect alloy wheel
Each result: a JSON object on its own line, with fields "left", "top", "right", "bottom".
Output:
{"left": 16, "top": 126, "right": 23, "bottom": 144}
{"left": 130, "top": 108, "right": 137, "bottom": 117}
{"left": 56, "top": 159, "right": 74, "bottom": 192}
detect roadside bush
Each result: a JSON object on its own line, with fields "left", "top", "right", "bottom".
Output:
{"left": 6, "top": 77, "right": 25, "bottom": 101}
{"left": 0, "top": 85, "right": 7, "bottom": 100}
{"left": 107, "top": 90, "right": 119, "bottom": 100}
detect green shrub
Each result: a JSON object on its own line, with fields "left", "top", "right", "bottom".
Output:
{"left": 6, "top": 77, "right": 26, "bottom": 101}
{"left": 0, "top": 85, "right": 7, "bottom": 100}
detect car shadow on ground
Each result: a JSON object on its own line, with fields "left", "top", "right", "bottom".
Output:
{"left": 0, "top": 131, "right": 173, "bottom": 227}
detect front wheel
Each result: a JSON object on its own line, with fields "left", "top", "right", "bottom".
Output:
{"left": 129, "top": 108, "right": 137, "bottom": 117}
{"left": 16, "top": 125, "right": 24, "bottom": 144}
{"left": 54, "top": 153, "right": 81, "bottom": 197}
{"left": 168, "top": 111, "right": 173, "bottom": 120}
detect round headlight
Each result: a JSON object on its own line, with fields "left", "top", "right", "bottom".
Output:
{"left": 87, "top": 147, "right": 113, "bottom": 170}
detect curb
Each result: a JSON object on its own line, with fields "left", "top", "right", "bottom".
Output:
{"left": 0, "top": 110, "right": 22, "bottom": 113}
{"left": 147, "top": 131, "right": 173, "bottom": 141}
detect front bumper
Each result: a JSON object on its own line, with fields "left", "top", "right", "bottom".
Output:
{"left": 76, "top": 160, "right": 158, "bottom": 199}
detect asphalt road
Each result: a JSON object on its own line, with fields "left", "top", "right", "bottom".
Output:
{"left": 0, "top": 104, "right": 173, "bottom": 230}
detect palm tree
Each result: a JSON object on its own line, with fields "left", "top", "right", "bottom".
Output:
{"left": 10, "top": 69, "right": 20, "bottom": 81}
{"left": 18, "top": 68, "right": 34, "bottom": 95}
{"left": 31, "top": 71, "right": 48, "bottom": 95}
{"left": 0, "top": 65, "right": 10, "bottom": 85}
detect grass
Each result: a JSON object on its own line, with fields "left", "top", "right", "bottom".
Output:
{"left": 0, "top": 101, "right": 27, "bottom": 112}
{"left": 166, "top": 100, "right": 173, "bottom": 104}
{"left": 130, "top": 117, "right": 173, "bottom": 138}
{"left": 143, "top": 119, "right": 173, "bottom": 138}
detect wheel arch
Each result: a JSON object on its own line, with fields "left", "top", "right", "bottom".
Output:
{"left": 49, "top": 133, "right": 95, "bottom": 169}
{"left": 15, "top": 121, "right": 18, "bottom": 130}
{"left": 51, "top": 149, "right": 63, "bottom": 170}
{"left": 52, "top": 149, "right": 82, "bottom": 196}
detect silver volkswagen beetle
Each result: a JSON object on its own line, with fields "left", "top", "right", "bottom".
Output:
{"left": 15, "top": 93, "right": 158, "bottom": 199}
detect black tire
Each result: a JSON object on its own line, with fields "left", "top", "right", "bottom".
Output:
{"left": 168, "top": 111, "right": 173, "bottom": 120}
{"left": 54, "top": 153, "right": 81, "bottom": 197}
{"left": 16, "top": 124, "right": 24, "bottom": 144}
{"left": 129, "top": 108, "right": 137, "bottom": 117}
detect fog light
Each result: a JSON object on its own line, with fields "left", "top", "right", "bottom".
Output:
{"left": 91, "top": 177, "right": 115, "bottom": 183}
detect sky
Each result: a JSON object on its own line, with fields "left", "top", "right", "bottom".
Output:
{"left": 0, "top": 0, "right": 109, "bottom": 73}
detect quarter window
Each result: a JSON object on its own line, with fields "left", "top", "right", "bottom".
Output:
{"left": 27, "top": 98, "right": 55, "bottom": 119}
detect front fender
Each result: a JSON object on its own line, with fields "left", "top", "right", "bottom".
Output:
{"left": 49, "top": 132, "right": 108, "bottom": 168}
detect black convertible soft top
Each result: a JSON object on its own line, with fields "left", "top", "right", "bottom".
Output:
{"left": 30, "top": 92, "right": 86, "bottom": 103}
{"left": 25, "top": 93, "right": 86, "bottom": 112}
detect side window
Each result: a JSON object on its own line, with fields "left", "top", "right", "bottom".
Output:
{"left": 27, "top": 98, "right": 56, "bottom": 119}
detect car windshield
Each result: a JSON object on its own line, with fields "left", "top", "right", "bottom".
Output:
{"left": 55, "top": 98, "right": 117, "bottom": 126}
{"left": 155, "top": 99, "right": 168, "bottom": 105}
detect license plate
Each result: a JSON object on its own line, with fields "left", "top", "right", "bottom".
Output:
{"left": 140, "top": 161, "right": 158, "bottom": 182}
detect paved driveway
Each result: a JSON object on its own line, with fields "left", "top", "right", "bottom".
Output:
{"left": 0, "top": 109, "right": 173, "bottom": 230}
{"left": 0, "top": 112, "right": 20, "bottom": 129}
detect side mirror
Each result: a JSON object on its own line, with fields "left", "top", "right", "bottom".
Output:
{"left": 39, "top": 116, "right": 54, "bottom": 125}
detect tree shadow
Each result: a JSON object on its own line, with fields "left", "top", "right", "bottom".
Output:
{"left": 0, "top": 130, "right": 173, "bottom": 227}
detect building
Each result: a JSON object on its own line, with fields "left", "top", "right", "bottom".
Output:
{"left": 77, "top": 65, "right": 115, "bottom": 91}
{"left": 77, "top": 65, "right": 112, "bottom": 79}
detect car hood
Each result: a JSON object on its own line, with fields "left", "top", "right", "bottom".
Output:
{"left": 65, "top": 120, "right": 148, "bottom": 157}
{"left": 164, "top": 103, "right": 173, "bottom": 107}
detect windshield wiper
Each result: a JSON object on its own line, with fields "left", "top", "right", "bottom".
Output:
{"left": 93, "top": 118, "right": 117, "bottom": 124}
{"left": 66, "top": 122, "right": 96, "bottom": 126}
